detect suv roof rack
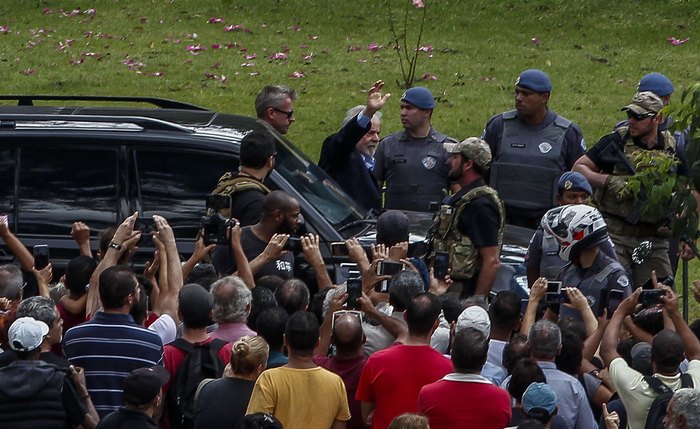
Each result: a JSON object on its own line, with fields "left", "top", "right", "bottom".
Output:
{"left": 0, "top": 114, "right": 195, "bottom": 133}
{"left": 0, "top": 95, "right": 210, "bottom": 111}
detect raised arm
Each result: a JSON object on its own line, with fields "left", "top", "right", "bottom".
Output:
{"left": 601, "top": 288, "right": 641, "bottom": 368}
{"left": 248, "top": 233, "right": 288, "bottom": 275}
{"left": 153, "top": 215, "right": 183, "bottom": 325}
{"left": 302, "top": 234, "right": 333, "bottom": 290}
{"left": 520, "top": 277, "right": 546, "bottom": 336}
{"left": 181, "top": 236, "right": 215, "bottom": 281}
{"left": 71, "top": 221, "right": 93, "bottom": 258}
{"left": 663, "top": 286, "right": 700, "bottom": 361}
{"left": 230, "top": 222, "right": 254, "bottom": 289}
{"left": 314, "top": 291, "right": 347, "bottom": 357}
{"left": 0, "top": 215, "right": 34, "bottom": 271}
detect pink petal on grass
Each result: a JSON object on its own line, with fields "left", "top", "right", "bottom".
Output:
{"left": 367, "top": 43, "right": 380, "bottom": 51}
{"left": 288, "top": 71, "right": 306, "bottom": 78}
{"left": 84, "top": 8, "right": 96, "bottom": 15}
{"left": 245, "top": 54, "right": 256, "bottom": 60}
{"left": 185, "top": 44, "right": 206, "bottom": 54}
{"left": 69, "top": 58, "right": 84, "bottom": 65}
{"left": 207, "top": 17, "right": 224, "bottom": 24}
{"left": 240, "top": 62, "right": 256, "bottom": 67}
{"left": 291, "top": 25, "right": 302, "bottom": 31}
{"left": 667, "top": 36, "right": 689, "bottom": 46}
{"left": 250, "top": 71, "right": 260, "bottom": 76}
{"left": 416, "top": 45, "right": 433, "bottom": 52}
{"left": 268, "top": 52, "right": 287, "bottom": 60}
{"left": 308, "top": 35, "right": 318, "bottom": 40}
{"left": 211, "top": 44, "right": 221, "bottom": 49}
{"left": 421, "top": 73, "right": 438, "bottom": 81}
{"left": 531, "top": 37, "right": 541, "bottom": 44}
{"left": 347, "top": 45, "right": 361, "bottom": 51}
{"left": 358, "top": 58, "right": 367, "bottom": 63}
{"left": 150, "top": 71, "right": 165, "bottom": 77}
{"left": 412, "top": 0, "right": 425, "bottom": 8}
{"left": 224, "top": 24, "right": 244, "bottom": 32}
{"left": 43, "top": 8, "right": 54, "bottom": 14}
{"left": 19, "top": 68, "right": 36, "bottom": 75}
{"left": 303, "top": 53, "right": 313, "bottom": 63}
{"left": 0, "top": 26, "right": 9, "bottom": 34}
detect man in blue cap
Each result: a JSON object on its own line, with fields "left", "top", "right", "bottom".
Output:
{"left": 373, "top": 86, "right": 458, "bottom": 211}
{"left": 525, "top": 171, "right": 619, "bottom": 286}
{"left": 482, "top": 69, "right": 586, "bottom": 228}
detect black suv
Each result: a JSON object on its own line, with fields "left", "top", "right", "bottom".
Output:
{"left": 0, "top": 95, "right": 530, "bottom": 293}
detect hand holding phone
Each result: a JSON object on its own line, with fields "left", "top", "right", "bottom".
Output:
{"left": 433, "top": 251, "right": 449, "bottom": 279}
{"left": 346, "top": 278, "right": 362, "bottom": 310}
{"left": 376, "top": 260, "right": 405, "bottom": 276}
{"left": 544, "top": 281, "right": 562, "bottom": 304}
{"left": 33, "top": 245, "right": 50, "bottom": 270}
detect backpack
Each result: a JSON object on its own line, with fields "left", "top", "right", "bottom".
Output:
{"left": 643, "top": 373, "right": 693, "bottom": 429}
{"left": 166, "top": 338, "right": 228, "bottom": 429}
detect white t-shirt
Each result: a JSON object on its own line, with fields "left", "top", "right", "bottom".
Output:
{"left": 148, "top": 313, "right": 176, "bottom": 344}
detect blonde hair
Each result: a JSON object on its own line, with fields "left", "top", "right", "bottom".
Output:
{"left": 387, "top": 414, "right": 430, "bottom": 429}
{"left": 231, "top": 335, "right": 269, "bottom": 376}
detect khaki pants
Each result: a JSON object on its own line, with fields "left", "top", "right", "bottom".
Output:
{"left": 608, "top": 232, "right": 672, "bottom": 288}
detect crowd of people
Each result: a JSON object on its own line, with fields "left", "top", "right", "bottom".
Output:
{"left": 0, "top": 69, "right": 699, "bottom": 429}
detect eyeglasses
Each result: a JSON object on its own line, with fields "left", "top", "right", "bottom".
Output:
{"left": 332, "top": 310, "right": 363, "bottom": 330}
{"left": 272, "top": 107, "right": 294, "bottom": 119}
{"left": 627, "top": 111, "right": 656, "bottom": 121}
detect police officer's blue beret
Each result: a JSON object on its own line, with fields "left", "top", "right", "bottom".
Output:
{"left": 638, "top": 73, "right": 674, "bottom": 97}
{"left": 558, "top": 171, "right": 592, "bottom": 195}
{"left": 515, "top": 69, "right": 552, "bottom": 93}
{"left": 400, "top": 86, "right": 435, "bottom": 110}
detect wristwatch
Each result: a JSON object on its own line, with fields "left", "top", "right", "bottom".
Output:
{"left": 108, "top": 241, "right": 123, "bottom": 251}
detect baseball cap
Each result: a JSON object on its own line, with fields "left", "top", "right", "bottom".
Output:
{"left": 8, "top": 316, "right": 49, "bottom": 352}
{"left": 456, "top": 305, "right": 491, "bottom": 337}
{"left": 558, "top": 171, "right": 592, "bottom": 195}
{"left": 638, "top": 73, "right": 674, "bottom": 97}
{"left": 123, "top": 365, "right": 170, "bottom": 406}
{"left": 444, "top": 137, "right": 492, "bottom": 169}
{"left": 621, "top": 91, "right": 663, "bottom": 116}
{"left": 515, "top": 69, "right": 552, "bottom": 93}
{"left": 522, "top": 382, "right": 558, "bottom": 417}
{"left": 178, "top": 283, "right": 214, "bottom": 325}
{"left": 376, "top": 210, "right": 409, "bottom": 246}
{"left": 630, "top": 341, "right": 652, "bottom": 376}
{"left": 400, "top": 86, "right": 435, "bottom": 110}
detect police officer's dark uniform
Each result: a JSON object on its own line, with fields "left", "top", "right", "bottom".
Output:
{"left": 482, "top": 69, "right": 585, "bottom": 228}
{"left": 428, "top": 138, "right": 505, "bottom": 299}
{"left": 373, "top": 87, "right": 456, "bottom": 212}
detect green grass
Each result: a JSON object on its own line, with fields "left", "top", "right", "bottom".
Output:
{"left": 1, "top": 0, "right": 700, "bottom": 316}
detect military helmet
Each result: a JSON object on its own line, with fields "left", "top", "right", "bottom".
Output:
{"left": 542, "top": 204, "right": 608, "bottom": 261}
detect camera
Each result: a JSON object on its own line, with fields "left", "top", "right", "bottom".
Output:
{"left": 639, "top": 289, "right": 664, "bottom": 307}
{"left": 202, "top": 195, "right": 234, "bottom": 245}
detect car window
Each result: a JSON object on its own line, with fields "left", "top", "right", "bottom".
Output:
{"left": 17, "top": 145, "right": 118, "bottom": 235}
{"left": 134, "top": 148, "right": 238, "bottom": 239}
{"left": 0, "top": 149, "right": 16, "bottom": 220}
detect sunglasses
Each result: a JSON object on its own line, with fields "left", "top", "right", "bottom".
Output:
{"left": 332, "top": 310, "right": 363, "bottom": 330}
{"left": 272, "top": 107, "right": 294, "bottom": 119}
{"left": 626, "top": 111, "right": 655, "bottom": 121}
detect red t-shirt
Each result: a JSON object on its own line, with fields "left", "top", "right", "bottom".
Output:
{"left": 54, "top": 301, "right": 87, "bottom": 356}
{"left": 418, "top": 374, "right": 512, "bottom": 429}
{"left": 314, "top": 354, "right": 367, "bottom": 429}
{"left": 356, "top": 344, "right": 452, "bottom": 429}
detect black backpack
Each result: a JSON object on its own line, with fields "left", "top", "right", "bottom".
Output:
{"left": 643, "top": 373, "right": 693, "bottom": 429}
{"left": 166, "top": 338, "right": 228, "bottom": 429}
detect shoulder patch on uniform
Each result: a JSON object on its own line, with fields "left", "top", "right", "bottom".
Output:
{"left": 538, "top": 142, "right": 552, "bottom": 154}
{"left": 422, "top": 156, "right": 436, "bottom": 169}
{"left": 617, "top": 276, "right": 629, "bottom": 288}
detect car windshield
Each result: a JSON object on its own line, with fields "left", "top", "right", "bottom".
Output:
{"left": 273, "top": 133, "right": 366, "bottom": 231}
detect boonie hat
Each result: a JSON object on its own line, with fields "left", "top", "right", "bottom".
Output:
{"left": 522, "top": 382, "right": 558, "bottom": 415}
{"left": 123, "top": 365, "right": 170, "bottom": 406}
{"left": 515, "top": 69, "right": 552, "bottom": 93}
{"left": 622, "top": 91, "right": 663, "bottom": 116}
{"left": 444, "top": 137, "right": 492, "bottom": 169}
{"left": 638, "top": 73, "right": 674, "bottom": 97}
{"left": 456, "top": 305, "right": 491, "bottom": 337}
{"left": 558, "top": 171, "right": 592, "bottom": 195}
{"left": 400, "top": 87, "right": 435, "bottom": 110}
{"left": 9, "top": 316, "right": 49, "bottom": 352}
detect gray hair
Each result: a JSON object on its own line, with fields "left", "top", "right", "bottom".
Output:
{"left": 255, "top": 85, "right": 297, "bottom": 118}
{"left": 670, "top": 388, "right": 700, "bottom": 428}
{"left": 17, "top": 296, "right": 57, "bottom": 328}
{"left": 210, "top": 276, "right": 252, "bottom": 323}
{"left": 322, "top": 284, "right": 347, "bottom": 318}
{"left": 528, "top": 319, "right": 561, "bottom": 360}
{"left": 341, "top": 105, "right": 382, "bottom": 128}
{"left": 0, "top": 264, "right": 23, "bottom": 300}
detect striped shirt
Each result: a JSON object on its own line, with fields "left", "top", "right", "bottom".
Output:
{"left": 63, "top": 311, "right": 164, "bottom": 418}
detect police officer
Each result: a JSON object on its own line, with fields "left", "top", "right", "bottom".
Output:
{"left": 428, "top": 137, "right": 505, "bottom": 300}
{"left": 541, "top": 205, "right": 630, "bottom": 320}
{"left": 573, "top": 91, "right": 692, "bottom": 287}
{"left": 210, "top": 131, "right": 275, "bottom": 226}
{"left": 482, "top": 69, "right": 585, "bottom": 228}
{"left": 373, "top": 86, "right": 458, "bottom": 212}
{"left": 525, "top": 171, "right": 618, "bottom": 286}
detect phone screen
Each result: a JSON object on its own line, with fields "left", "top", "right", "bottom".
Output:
{"left": 434, "top": 251, "right": 449, "bottom": 279}
{"left": 330, "top": 242, "right": 348, "bottom": 257}
{"left": 33, "top": 245, "right": 49, "bottom": 269}
{"left": 346, "top": 279, "right": 362, "bottom": 309}
{"left": 545, "top": 281, "right": 562, "bottom": 304}
{"left": 377, "top": 261, "right": 405, "bottom": 276}
{"left": 606, "top": 289, "right": 625, "bottom": 319}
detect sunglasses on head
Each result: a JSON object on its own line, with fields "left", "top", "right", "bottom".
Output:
{"left": 626, "top": 111, "right": 655, "bottom": 121}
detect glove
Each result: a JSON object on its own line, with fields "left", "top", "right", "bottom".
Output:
{"left": 606, "top": 175, "right": 632, "bottom": 201}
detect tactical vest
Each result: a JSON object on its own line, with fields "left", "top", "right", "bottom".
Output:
{"left": 0, "top": 366, "right": 67, "bottom": 429}
{"left": 540, "top": 232, "right": 564, "bottom": 281}
{"left": 594, "top": 127, "right": 676, "bottom": 227}
{"left": 429, "top": 186, "right": 505, "bottom": 280}
{"left": 559, "top": 258, "right": 626, "bottom": 321}
{"left": 209, "top": 172, "right": 270, "bottom": 218}
{"left": 382, "top": 130, "right": 456, "bottom": 212}
{"left": 490, "top": 110, "right": 572, "bottom": 211}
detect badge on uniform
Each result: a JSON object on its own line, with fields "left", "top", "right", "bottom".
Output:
{"left": 538, "top": 142, "right": 552, "bottom": 154}
{"left": 422, "top": 156, "right": 436, "bottom": 169}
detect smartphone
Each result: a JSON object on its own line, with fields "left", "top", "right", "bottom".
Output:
{"left": 433, "top": 251, "right": 449, "bottom": 279}
{"left": 346, "top": 278, "right": 362, "bottom": 310}
{"left": 375, "top": 280, "right": 390, "bottom": 294}
{"left": 376, "top": 261, "right": 405, "bottom": 276}
{"left": 641, "top": 276, "right": 674, "bottom": 290}
{"left": 330, "top": 242, "right": 348, "bottom": 257}
{"left": 639, "top": 289, "right": 664, "bottom": 306}
{"left": 606, "top": 289, "right": 625, "bottom": 319}
{"left": 284, "top": 236, "right": 302, "bottom": 252}
{"left": 33, "top": 244, "right": 49, "bottom": 269}
{"left": 544, "top": 281, "right": 562, "bottom": 304}
{"left": 136, "top": 216, "right": 156, "bottom": 246}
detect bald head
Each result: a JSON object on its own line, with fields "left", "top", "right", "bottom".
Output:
{"left": 332, "top": 314, "right": 364, "bottom": 355}
{"left": 262, "top": 190, "right": 297, "bottom": 217}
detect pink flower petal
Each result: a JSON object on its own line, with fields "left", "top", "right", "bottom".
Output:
{"left": 207, "top": 17, "right": 224, "bottom": 24}
{"left": 416, "top": 45, "right": 433, "bottom": 52}
{"left": 412, "top": 0, "right": 425, "bottom": 8}
{"left": 367, "top": 43, "right": 380, "bottom": 51}
{"left": 0, "top": 26, "right": 9, "bottom": 34}
{"left": 84, "top": 8, "right": 96, "bottom": 15}
{"left": 667, "top": 36, "right": 689, "bottom": 46}
{"left": 268, "top": 52, "right": 288, "bottom": 60}
{"left": 69, "top": 58, "right": 84, "bottom": 65}
{"left": 358, "top": 58, "right": 367, "bottom": 63}
{"left": 250, "top": 71, "right": 260, "bottom": 76}
{"left": 531, "top": 37, "right": 541, "bottom": 44}
{"left": 303, "top": 53, "right": 313, "bottom": 63}
{"left": 421, "top": 73, "right": 438, "bottom": 81}
{"left": 245, "top": 54, "right": 256, "bottom": 60}
{"left": 185, "top": 44, "right": 206, "bottom": 54}
{"left": 211, "top": 44, "right": 221, "bottom": 49}
{"left": 19, "top": 67, "right": 37, "bottom": 75}
{"left": 150, "top": 71, "right": 165, "bottom": 77}
{"left": 240, "top": 62, "right": 256, "bottom": 67}
{"left": 288, "top": 71, "right": 305, "bottom": 78}
{"left": 308, "top": 35, "right": 318, "bottom": 40}
{"left": 347, "top": 45, "right": 361, "bottom": 51}
{"left": 43, "top": 8, "right": 54, "bottom": 14}
{"left": 291, "top": 25, "right": 302, "bottom": 31}
{"left": 224, "top": 24, "right": 244, "bottom": 32}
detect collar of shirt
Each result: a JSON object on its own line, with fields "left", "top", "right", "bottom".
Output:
{"left": 442, "top": 372, "right": 493, "bottom": 384}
